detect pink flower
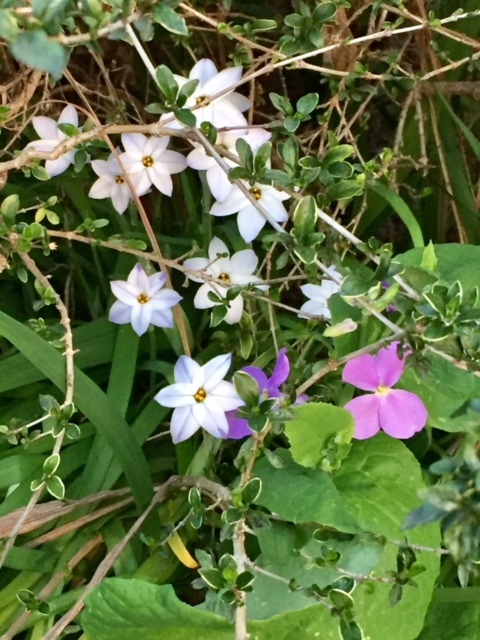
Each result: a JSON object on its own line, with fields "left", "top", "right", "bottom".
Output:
{"left": 342, "top": 342, "right": 427, "bottom": 440}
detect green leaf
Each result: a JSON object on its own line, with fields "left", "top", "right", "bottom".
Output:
{"left": 421, "top": 241, "right": 438, "bottom": 272}
{"left": 0, "top": 311, "right": 153, "bottom": 510}
{"left": 367, "top": 181, "right": 424, "bottom": 248}
{"left": 323, "top": 145, "right": 355, "bottom": 165}
{"left": 269, "top": 93, "right": 293, "bottom": 116}
{"left": 329, "top": 180, "right": 364, "bottom": 201}
{"left": 155, "top": 65, "right": 179, "bottom": 102}
{"left": 284, "top": 403, "right": 354, "bottom": 472}
{"left": 296, "top": 93, "right": 319, "bottom": 115}
{"left": 333, "top": 435, "right": 441, "bottom": 640}
{"left": 152, "top": 5, "right": 188, "bottom": 36}
{"left": 0, "top": 9, "right": 19, "bottom": 41}
{"left": 46, "top": 475, "right": 65, "bottom": 499}
{"left": 1, "top": 194, "right": 19, "bottom": 220}
{"left": 43, "top": 453, "right": 60, "bottom": 476}
{"left": 10, "top": 30, "right": 69, "bottom": 77}
{"left": 417, "top": 588, "right": 480, "bottom": 640}
{"left": 255, "top": 449, "right": 360, "bottom": 533}
{"left": 233, "top": 371, "right": 260, "bottom": 408}
{"left": 174, "top": 108, "right": 196, "bottom": 127}
{"left": 292, "top": 195, "right": 316, "bottom": 242}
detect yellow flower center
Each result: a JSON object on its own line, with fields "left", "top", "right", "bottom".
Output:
{"left": 142, "top": 156, "right": 154, "bottom": 168}
{"left": 196, "top": 96, "right": 207, "bottom": 105}
{"left": 115, "top": 175, "right": 124, "bottom": 184}
{"left": 194, "top": 388, "right": 207, "bottom": 403}
{"left": 137, "top": 293, "right": 150, "bottom": 304}
{"left": 250, "top": 187, "right": 262, "bottom": 200}
{"left": 218, "top": 273, "right": 230, "bottom": 283}
{"left": 376, "top": 385, "right": 390, "bottom": 396}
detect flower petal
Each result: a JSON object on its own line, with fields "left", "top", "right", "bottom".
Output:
{"left": 111, "top": 185, "right": 130, "bottom": 214}
{"left": 156, "top": 382, "right": 196, "bottom": 406}
{"left": 260, "top": 190, "right": 289, "bottom": 222}
{"left": 208, "top": 237, "right": 229, "bottom": 261}
{"left": 183, "top": 258, "right": 210, "bottom": 283}
{"left": 224, "top": 295, "right": 244, "bottom": 324}
{"left": 121, "top": 133, "right": 147, "bottom": 156}
{"left": 226, "top": 93, "right": 252, "bottom": 113}
{"left": 211, "top": 100, "right": 248, "bottom": 128}
{"left": 89, "top": 178, "right": 112, "bottom": 200}
{"left": 375, "top": 342, "right": 405, "bottom": 387}
{"left": 344, "top": 394, "right": 381, "bottom": 440}
{"left": 170, "top": 406, "right": 199, "bottom": 443}
{"left": 187, "top": 146, "right": 213, "bottom": 171}
{"left": 298, "top": 299, "right": 328, "bottom": 319}
{"left": 237, "top": 206, "right": 265, "bottom": 243}
{"left": 150, "top": 167, "right": 173, "bottom": 196}
{"left": 201, "top": 353, "right": 232, "bottom": 391}
{"left": 209, "top": 381, "right": 243, "bottom": 410}
{"left": 210, "top": 187, "right": 249, "bottom": 217}
{"left": 242, "top": 367, "right": 269, "bottom": 394}
{"left": 45, "top": 154, "right": 73, "bottom": 177}
{"left": 190, "top": 58, "right": 218, "bottom": 85}
{"left": 108, "top": 300, "right": 132, "bottom": 325}
{"left": 226, "top": 411, "right": 252, "bottom": 439}
{"left": 270, "top": 349, "right": 290, "bottom": 387}
{"left": 150, "top": 290, "right": 182, "bottom": 310}
{"left": 378, "top": 390, "right": 427, "bottom": 439}
{"left": 196, "top": 398, "right": 229, "bottom": 439}
{"left": 342, "top": 355, "right": 380, "bottom": 391}
{"left": 229, "top": 249, "right": 258, "bottom": 276}
{"left": 151, "top": 308, "right": 174, "bottom": 328}
{"left": 193, "top": 284, "right": 216, "bottom": 309}
{"left": 127, "top": 263, "right": 150, "bottom": 292}
{"left": 206, "top": 166, "right": 234, "bottom": 202}
{"left": 59, "top": 105, "right": 78, "bottom": 127}
{"left": 159, "top": 149, "right": 187, "bottom": 175}
{"left": 300, "top": 284, "right": 325, "bottom": 302}
{"left": 130, "top": 303, "right": 151, "bottom": 336}
{"left": 110, "top": 281, "right": 139, "bottom": 305}
{"left": 147, "top": 271, "right": 167, "bottom": 295}
{"left": 203, "top": 66, "right": 243, "bottom": 96}
{"left": 175, "top": 355, "right": 201, "bottom": 384}
{"left": 32, "top": 116, "right": 58, "bottom": 140}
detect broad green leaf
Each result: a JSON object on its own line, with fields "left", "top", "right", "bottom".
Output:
{"left": 0, "top": 455, "right": 45, "bottom": 489}
{"left": 417, "top": 587, "right": 480, "bottom": 640}
{"left": 10, "top": 30, "right": 69, "bottom": 77}
{"left": 333, "top": 435, "right": 440, "bottom": 640}
{"left": 0, "top": 311, "right": 153, "bottom": 510}
{"left": 284, "top": 402, "right": 354, "bottom": 471}
{"left": 395, "top": 243, "right": 480, "bottom": 291}
{"left": 255, "top": 449, "right": 360, "bottom": 533}
{"left": 367, "top": 181, "right": 424, "bottom": 248}
{"left": 0, "top": 10, "right": 18, "bottom": 41}
{"left": 400, "top": 353, "right": 480, "bottom": 433}
{"left": 153, "top": 5, "right": 188, "bottom": 36}
{"left": 328, "top": 180, "right": 363, "bottom": 201}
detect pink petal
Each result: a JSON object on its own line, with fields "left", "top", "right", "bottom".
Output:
{"left": 342, "top": 355, "right": 379, "bottom": 391}
{"left": 378, "top": 390, "right": 427, "bottom": 439}
{"left": 375, "top": 342, "right": 405, "bottom": 387}
{"left": 344, "top": 394, "right": 381, "bottom": 440}
{"left": 270, "top": 349, "right": 289, "bottom": 387}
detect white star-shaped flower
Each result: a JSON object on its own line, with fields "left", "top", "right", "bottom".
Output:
{"left": 26, "top": 105, "right": 80, "bottom": 178}
{"left": 161, "top": 58, "right": 251, "bottom": 130}
{"left": 183, "top": 237, "right": 266, "bottom": 325}
{"left": 299, "top": 266, "right": 342, "bottom": 320}
{"left": 119, "top": 134, "right": 186, "bottom": 196}
{"left": 109, "top": 263, "right": 182, "bottom": 336}
{"left": 210, "top": 183, "right": 290, "bottom": 243}
{"left": 187, "top": 128, "right": 271, "bottom": 202}
{"left": 155, "top": 353, "right": 244, "bottom": 443}
{"left": 89, "top": 152, "right": 149, "bottom": 214}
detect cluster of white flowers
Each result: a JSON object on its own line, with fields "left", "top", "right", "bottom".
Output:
{"left": 24, "top": 59, "right": 347, "bottom": 445}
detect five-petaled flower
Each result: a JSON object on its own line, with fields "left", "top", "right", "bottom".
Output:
{"left": 186, "top": 128, "right": 271, "bottom": 202}
{"left": 161, "top": 58, "right": 250, "bottom": 129}
{"left": 183, "top": 237, "right": 265, "bottom": 325}
{"left": 27, "top": 105, "right": 81, "bottom": 178}
{"left": 299, "top": 266, "right": 342, "bottom": 320}
{"left": 155, "top": 353, "right": 244, "bottom": 443}
{"left": 342, "top": 342, "right": 427, "bottom": 440}
{"left": 89, "top": 152, "right": 148, "bottom": 214}
{"left": 109, "top": 263, "right": 182, "bottom": 336}
{"left": 119, "top": 134, "right": 186, "bottom": 196}
{"left": 210, "top": 182, "right": 290, "bottom": 243}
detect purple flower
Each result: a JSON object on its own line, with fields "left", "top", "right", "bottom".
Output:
{"left": 226, "top": 349, "right": 305, "bottom": 439}
{"left": 342, "top": 342, "right": 427, "bottom": 440}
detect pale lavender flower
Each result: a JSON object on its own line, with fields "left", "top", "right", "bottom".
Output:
{"left": 183, "top": 237, "right": 265, "bottom": 325}
{"left": 161, "top": 58, "right": 251, "bottom": 130}
{"left": 26, "top": 105, "right": 80, "bottom": 177}
{"left": 227, "top": 348, "right": 306, "bottom": 439}
{"left": 109, "top": 263, "right": 182, "bottom": 336}
{"left": 119, "top": 134, "right": 186, "bottom": 196}
{"left": 342, "top": 342, "right": 427, "bottom": 440}
{"left": 155, "top": 354, "right": 244, "bottom": 443}
{"left": 89, "top": 152, "right": 148, "bottom": 214}
{"left": 187, "top": 128, "right": 271, "bottom": 202}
